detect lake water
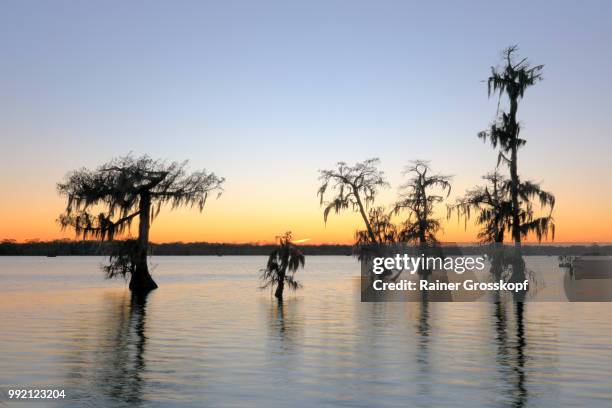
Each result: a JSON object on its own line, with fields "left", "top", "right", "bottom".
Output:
{"left": 1, "top": 256, "right": 611, "bottom": 407}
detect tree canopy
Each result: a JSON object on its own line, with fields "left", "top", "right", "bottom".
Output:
{"left": 318, "top": 158, "right": 389, "bottom": 243}
{"left": 393, "top": 160, "right": 452, "bottom": 245}
{"left": 450, "top": 172, "right": 555, "bottom": 244}
{"left": 58, "top": 155, "right": 224, "bottom": 241}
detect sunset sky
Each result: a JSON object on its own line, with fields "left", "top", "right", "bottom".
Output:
{"left": 1, "top": 1, "right": 611, "bottom": 244}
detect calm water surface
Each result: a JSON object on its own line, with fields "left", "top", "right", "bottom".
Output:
{"left": 1, "top": 256, "right": 611, "bottom": 407}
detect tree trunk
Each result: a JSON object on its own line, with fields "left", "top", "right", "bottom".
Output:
{"left": 418, "top": 215, "right": 427, "bottom": 245}
{"left": 129, "top": 193, "right": 158, "bottom": 293}
{"left": 508, "top": 95, "right": 525, "bottom": 286}
{"left": 508, "top": 97, "right": 521, "bottom": 247}
{"left": 275, "top": 272, "right": 285, "bottom": 299}
{"left": 490, "top": 241, "right": 504, "bottom": 280}
{"left": 417, "top": 185, "right": 428, "bottom": 245}
{"left": 353, "top": 187, "right": 377, "bottom": 244}
{"left": 509, "top": 146, "right": 521, "bottom": 247}
{"left": 417, "top": 189, "right": 431, "bottom": 278}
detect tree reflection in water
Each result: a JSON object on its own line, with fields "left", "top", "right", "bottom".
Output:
{"left": 415, "top": 299, "right": 432, "bottom": 400}
{"left": 267, "top": 298, "right": 301, "bottom": 354}
{"left": 66, "top": 291, "right": 150, "bottom": 407}
{"left": 493, "top": 295, "right": 528, "bottom": 408}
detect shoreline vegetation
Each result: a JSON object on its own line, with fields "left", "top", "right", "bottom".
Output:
{"left": 0, "top": 239, "right": 609, "bottom": 257}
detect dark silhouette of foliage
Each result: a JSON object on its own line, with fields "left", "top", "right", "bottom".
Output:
{"left": 102, "top": 239, "right": 141, "bottom": 279}
{"left": 515, "top": 180, "right": 555, "bottom": 242}
{"left": 393, "top": 161, "right": 451, "bottom": 245}
{"left": 449, "top": 170, "right": 555, "bottom": 279}
{"left": 57, "top": 154, "right": 224, "bottom": 293}
{"left": 449, "top": 171, "right": 554, "bottom": 280}
{"left": 260, "top": 232, "right": 306, "bottom": 299}
{"left": 318, "top": 159, "right": 389, "bottom": 244}
{"left": 355, "top": 206, "right": 398, "bottom": 245}
{"left": 449, "top": 171, "right": 510, "bottom": 244}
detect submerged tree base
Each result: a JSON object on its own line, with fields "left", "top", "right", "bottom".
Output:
{"left": 129, "top": 267, "right": 157, "bottom": 294}
{"left": 102, "top": 240, "right": 158, "bottom": 293}
{"left": 129, "top": 268, "right": 159, "bottom": 294}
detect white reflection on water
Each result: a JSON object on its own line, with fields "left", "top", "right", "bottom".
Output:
{"left": 1, "top": 256, "right": 612, "bottom": 407}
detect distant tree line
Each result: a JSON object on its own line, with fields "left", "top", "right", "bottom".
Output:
{"left": 0, "top": 239, "right": 353, "bottom": 256}
{"left": 1, "top": 239, "right": 608, "bottom": 257}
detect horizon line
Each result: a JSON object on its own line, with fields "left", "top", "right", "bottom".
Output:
{"left": 3, "top": 238, "right": 611, "bottom": 246}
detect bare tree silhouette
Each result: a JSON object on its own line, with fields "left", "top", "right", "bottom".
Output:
{"left": 57, "top": 154, "right": 224, "bottom": 293}
{"left": 318, "top": 159, "right": 389, "bottom": 244}
{"left": 260, "top": 232, "right": 305, "bottom": 300}
{"left": 393, "top": 160, "right": 452, "bottom": 245}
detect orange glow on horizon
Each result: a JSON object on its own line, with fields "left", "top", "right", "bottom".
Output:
{"left": 1, "top": 206, "right": 610, "bottom": 245}
{"left": 1, "top": 180, "right": 611, "bottom": 245}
